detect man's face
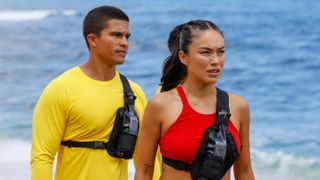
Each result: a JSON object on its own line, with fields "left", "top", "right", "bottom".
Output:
{"left": 92, "top": 19, "right": 130, "bottom": 65}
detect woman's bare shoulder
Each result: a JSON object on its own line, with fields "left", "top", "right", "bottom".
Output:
{"left": 228, "top": 92, "right": 250, "bottom": 127}
{"left": 228, "top": 92, "right": 249, "bottom": 111}
{"left": 148, "top": 89, "right": 180, "bottom": 109}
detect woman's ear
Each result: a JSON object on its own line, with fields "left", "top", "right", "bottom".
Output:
{"left": 179, "top": 51, "right": 188, "bottom": 65}
{"left": 87, "top": 33, "right": 97, "bottom": 48}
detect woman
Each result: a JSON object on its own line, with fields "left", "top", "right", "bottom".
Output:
{"left": 135, "top": 20, "right": 254, "bottom": 180}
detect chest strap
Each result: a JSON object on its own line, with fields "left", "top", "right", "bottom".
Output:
{"left": 61, "top": 140, "right": 107, "bottom": 149}
{"left": 163, "top": 156, "right": 191, "bottom": 171}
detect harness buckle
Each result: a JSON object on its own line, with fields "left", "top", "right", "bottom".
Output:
{"left": 93, "top": 142, "right": 105, "bottom": 149}
{"left": 67, "top": 141, "right": 73, "bottom": 148}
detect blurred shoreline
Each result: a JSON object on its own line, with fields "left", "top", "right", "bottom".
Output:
{"left": 1, "top": 138, "right": 320, "bottom": 180}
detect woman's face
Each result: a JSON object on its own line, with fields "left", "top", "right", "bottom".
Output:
{"left": 179, "top": 29, "right": 225, "bottom": 85}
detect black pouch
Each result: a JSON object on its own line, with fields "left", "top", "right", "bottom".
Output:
{"left": 117, "top": 106, "right": 139, "bottom": 155}
{"left": 191, "top": 124, "right": 227, "bottom": 180}
{"left": 190, "top": 88, "right": 238, "bottom": 180}
{"left": 107, "top": 105, "right": 139, "bottom": 159}
{"left": 106, "top": 74, "right": 139, "bottom": 159}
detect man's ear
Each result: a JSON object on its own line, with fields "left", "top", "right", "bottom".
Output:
{"left": 87, "top": 33, "right": 97, "bottom": 48}
{"left": 178, "top": 51, "right": 188, "bottom": 65}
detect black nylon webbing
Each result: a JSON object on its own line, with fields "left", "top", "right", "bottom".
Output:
{"left": 216, "top": 88, "right": 230, "bottom": 125}
{"left": 119, "top": 73, "right": 136, "bottom": 106}
{"left": 61, "top": 140, "right": 107, "bottom": 149}
{"left": 162, "top": 156, "right": 192, "bottom": 172}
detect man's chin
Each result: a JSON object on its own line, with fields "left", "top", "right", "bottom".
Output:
{"left": 116, "top": 60, "right": 125, "bottom": 65}
{"left": 114, "top": 58, "right": 125, "bottom": 65}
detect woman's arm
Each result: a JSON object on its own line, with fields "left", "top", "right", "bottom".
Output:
{"left": 233, "top": 96, "right": 255, "bottom": 180}
{"left": 134, "top": 95, "right": 163, "bottom": 180}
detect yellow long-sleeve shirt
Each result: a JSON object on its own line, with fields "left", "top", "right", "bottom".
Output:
{"left": 31, "top": 66, "right": 160, "bottom": 180}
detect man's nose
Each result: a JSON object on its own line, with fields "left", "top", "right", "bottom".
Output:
{"left": 120, "top": 36, "right": 129, "bottom": 47}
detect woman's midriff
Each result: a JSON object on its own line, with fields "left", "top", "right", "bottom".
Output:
{"left": 160, "top": 163, "right": 231, "bottom": 180}
{"left": 160, "top": 163, "right": 192, "bottom": 180}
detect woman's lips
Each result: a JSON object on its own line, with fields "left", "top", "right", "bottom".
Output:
{"left": 207, "top": 69, "right": 220, "bottom": 76}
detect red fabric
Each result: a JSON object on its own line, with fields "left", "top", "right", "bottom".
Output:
{"left": 159, "top": 86, "right": 241, "bottom": 164}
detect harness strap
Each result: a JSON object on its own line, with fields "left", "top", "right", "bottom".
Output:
{"left": 61, "top": 140, "right": 107, "bottom": 149}
{"left": 120, "top": 74, "right": 136, "bottom": 106}
{"left": 216, "top": 88, "right": 231, "bottom": 125}
{"left": 61, "top": 73, "right": 135, "bottom": 150}
{"left": 162, "top": 156, "right": 191, "bottom": 172}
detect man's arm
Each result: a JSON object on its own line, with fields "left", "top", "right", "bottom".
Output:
{"left": 30, "top": 82, "right": 67, "bottom": 180}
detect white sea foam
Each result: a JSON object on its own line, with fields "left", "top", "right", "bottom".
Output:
{"left": 0, "top": 9, "right": 76, "bottom": 21}
{"left": 252, "top": 149, "right": 320, "bottom": 180}
{"left": 1, "top": 139, "right": 319, "bottom": 180}
{"left": 60, "top": 10, "right": 77, "bottom": 16}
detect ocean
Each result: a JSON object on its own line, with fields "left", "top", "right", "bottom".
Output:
{"left": 0, "top": 0, "right": 319, "bottom": 179}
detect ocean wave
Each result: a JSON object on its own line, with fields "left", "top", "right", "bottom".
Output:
{"left": 0, "top": 139, "right": 30, "bottom": 163}
{"left": 252, "top": 149, "right": 320, "bottom": 180}
{"left": 0, "top": 9, "right": 77, "bottom": 21}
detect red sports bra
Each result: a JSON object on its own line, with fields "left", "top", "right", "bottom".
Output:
{"left": 159, "top": 86, "right": 241, "bottom": 164}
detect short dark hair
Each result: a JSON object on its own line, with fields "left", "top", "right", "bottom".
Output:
{"left": 83, "top": 6, "right": 129, "bottom": 49}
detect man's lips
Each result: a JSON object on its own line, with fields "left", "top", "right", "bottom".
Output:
{"left": 115, "top": 50, "right": 127, "bottom": 56}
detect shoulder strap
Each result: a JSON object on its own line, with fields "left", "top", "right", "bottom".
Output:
{"left": 216, "top": 88, "right": 231, "bottom": 125}
{"left": 176, "top": 85, "right": 193, "bottom": 111}
{"left": 119, "top": 73, "right": 136, "bottom": 107}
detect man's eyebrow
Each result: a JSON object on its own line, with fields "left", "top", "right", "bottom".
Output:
{"left": 110, "top": 31, "right": 122, "bottom": 34}
{"left": 110, "top": 31, "right": 131, "bottom": 37}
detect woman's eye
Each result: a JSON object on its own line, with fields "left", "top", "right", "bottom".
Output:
{"left": 218, "top": 50, "right": 225, "bottom": 56}
{"left": 200, "top": 51, "right": 210, "bottom": 55}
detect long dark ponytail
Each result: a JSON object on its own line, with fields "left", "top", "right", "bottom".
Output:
{"left": 160, "top": 20, "right": 223, "bottom": 92}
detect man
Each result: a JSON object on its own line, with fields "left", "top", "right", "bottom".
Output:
{"left": 31, "top": 6, "right": 160, "bottom": 180}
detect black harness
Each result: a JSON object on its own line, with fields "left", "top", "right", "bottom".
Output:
{"left": 163, "top": 88, "right": 239, "bottom": 180}
{"left": 61, "top": 74, "right": 139, "bottom": 159}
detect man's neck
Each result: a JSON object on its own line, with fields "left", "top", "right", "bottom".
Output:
{"left": 80, "top": 59, "right": 116, "bottom": 81}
